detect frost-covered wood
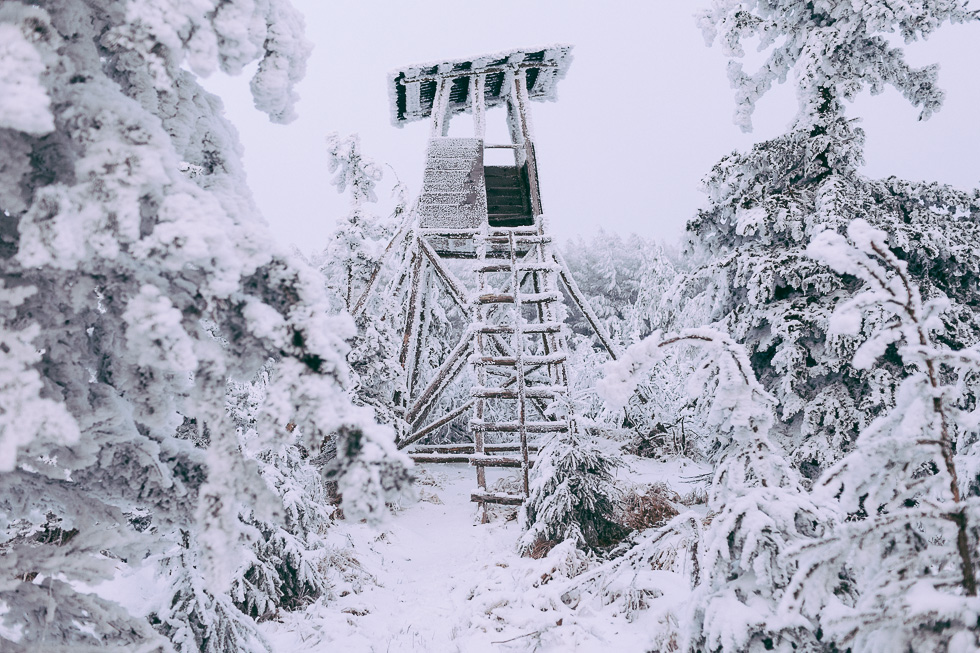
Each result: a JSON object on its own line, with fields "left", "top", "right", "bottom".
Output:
{"left": 388, "top": 45, "right": 573, "bottom": 126}
{"left": 418, "top": 138, "right": 488, "bottom": 229}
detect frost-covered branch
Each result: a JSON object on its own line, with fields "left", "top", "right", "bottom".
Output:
{"left": 697, "top": 0, "right": 977, "bottom": 132}
{"left": 601, "top": 329, "right": 832, "bottom": 651}
{"left": 788, "top": 218, "right": 980, "bottom": 651}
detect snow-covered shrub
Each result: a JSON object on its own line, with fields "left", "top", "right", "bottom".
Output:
{"left": 0, "top": 2, "right": 408, "bottom": 648}
{"left": 153, "top": 542, "right": 273, "bottom": 653}
{"left": 778, "top": 219, "right": 980, "bottom": 652}
{"left": 602, "top": 329, "right": 833, "bottom": 652}
{"left": 225, "top": 369, "right": 335, "bottom": 620}
{"left": 520, "top": 426, "right": 625, "bottom": 555}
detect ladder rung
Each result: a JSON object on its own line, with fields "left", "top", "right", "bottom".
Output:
{"left": 474, "top": 293, "right": 514, "bottom": 305}
{"left": 475, "top": 262, "right": 558, "bottom": 274}
{"left": 525, "top": 354, "right": 567, "bottom": 365}
{"left": 410, "top": 453, "right": 473, "bottom": 464}
{"left": 472, "top": 386, "right": 567, "bottom": 399}
{"left": 411, "top": 443, "right": 539, "bottom": 454}
{"left": 472, "top": 356, "right": 518, "bottom": 366}
{"left": 471, "top": 491, "right": 525, "bottom": 506}
{"left": 475, "top": 324, "right": 562, "bottom": 335}
{"left": 476, "top": 263, "right": 512, "bottom": 273}
{"left": 516, "top": 292, "right": 560, "bottom": 303}
{"left": 518, "top": 262, "right": 560, "bottom": 272}
{"left": 470, "top": 420, "right": 569, "bottom": 433}
{"left": 469, "top": 456, "right": 535, "bottom": 468}
{"left": 471, "top": 354, "right": 566, "bottom": 367}
{"left": 409, "top": 454, "right": 536, "bottom": 468}
{"left": 478, "top": 235, "right": 551, "bottom": 244}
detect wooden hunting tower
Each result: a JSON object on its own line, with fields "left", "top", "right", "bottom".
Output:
{"left": 357, "top": 45, "right": 617, "bottom": 515}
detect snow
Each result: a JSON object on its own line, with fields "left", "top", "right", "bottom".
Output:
{"left": 258, "top": 461, "right": 695, "bottom": 652}
{"left": 0, "top": 21, "right": 54, "bottom": 135}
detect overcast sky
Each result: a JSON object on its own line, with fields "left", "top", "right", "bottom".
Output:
{"left": 202, "top": 1, "right": 980, "bottom": 252}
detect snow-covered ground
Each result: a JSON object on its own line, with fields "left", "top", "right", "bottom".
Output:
{"left": 262, "top": 460, "right": 705, "bottom": 652}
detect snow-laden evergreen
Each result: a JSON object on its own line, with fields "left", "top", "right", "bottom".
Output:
{"left": 776, "top": 219, "right": 980, "bottom": 652}
{"left": 668, "top": 1, "right": 980, "bottom": 478}
{"left": 314, "top": 132, "right": 411, "bottom": 431}
{"left": 697, "top": 0, "right": 976, "bottom": 134}
{"left": 520, "top": 425, "right": 623, "bottom": 554}
{"left": 0, "top": 2, "right": 408, "bottom": 649}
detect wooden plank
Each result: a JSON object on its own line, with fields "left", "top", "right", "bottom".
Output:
{"left": 470, "top": 420, "right": 568, "bottom": 433}
{"left": 470, "top": 492, "right": 524, "bottom": 506}
{"left": 411, "top": 443, "right": 540, "bottom": 454}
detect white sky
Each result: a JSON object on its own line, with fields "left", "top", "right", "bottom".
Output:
{"left": 202, "top": 1, "right": 980, "bottom": 252}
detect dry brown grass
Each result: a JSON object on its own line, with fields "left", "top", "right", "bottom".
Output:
{"left": 616, "top": 483, "right": 681, "bottom": 532}
{"left": 524, "top": 537, "right": 560, "bottom": 560}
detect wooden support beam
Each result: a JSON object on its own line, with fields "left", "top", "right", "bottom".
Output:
{"left": 431, "top": 78, "right": 453, "bottom": 137}
{"left": 405, "top": 332, "right": 472, "bottom": 425}
{"left": 398, "top": 399, "right": 475, "bottom": 451}
{"left": 553, "top": 249, "right": 621, "bottom": 361}
{"left": 470, "top": 73, "right": 486, "bottom": 138}
{"left": 399, "top": 252, "right": 425, "bottom": 368}
{"left": 351, "top": 208, "right": 414, "bottom": 317}
{"left": 418, "top": 237, "right": 470, "bottom": 311}
{"left": 512, "top": 71, "right": 542, "bottom": 216}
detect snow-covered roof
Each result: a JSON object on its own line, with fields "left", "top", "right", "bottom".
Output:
{"left": 388, "top": 45, "right": 573, "bottom": 126}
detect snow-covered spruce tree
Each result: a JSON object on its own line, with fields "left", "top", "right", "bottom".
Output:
{"left": 667, "top": 0, "right": 980, "bottom": 477}
{"left": 315, "top": 133, "right": 409, "bottom": 429}
{"left": 319, "top": 132, "right": 389, "bottom": 312}
{"left": 0, "top": 2, "right": 409, "bottom": 649}
{"left": 777, "top": 220, "right": 980, "bottom": 653}
{"left": 520, "top": 400, "right": 624, "bottom": 554}
{"left": 601, "top": 329, "right": 832, "bottom": 653}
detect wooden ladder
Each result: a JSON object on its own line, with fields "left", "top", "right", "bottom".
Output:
{"left": 469, "top": 226, "right": 572, "bottom": 511}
